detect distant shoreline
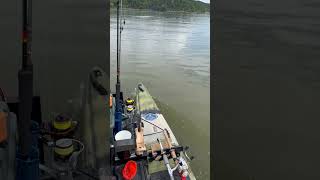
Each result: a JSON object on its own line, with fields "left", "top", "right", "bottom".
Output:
{"left": 110, "top": 7, "right": 210, "bottom": 14}
{"left": 110, "top": 0, "right": 209, "bottom": 13}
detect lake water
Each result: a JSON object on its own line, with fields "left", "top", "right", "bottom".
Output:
{"left": 0, "top": 1, "right": 210, "bottom": 179}
{"left": 110, "top": 9, "right": 210, "bottom": 180}
{"left": 214, "top": 0, "right": 320, "bottom": 179}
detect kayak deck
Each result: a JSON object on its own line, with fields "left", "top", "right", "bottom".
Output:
{"left": 110, "top": 83, "right": 196, "bottom": 180}
{"left": 136, "top": 83, "right": 196, "bottom": 180}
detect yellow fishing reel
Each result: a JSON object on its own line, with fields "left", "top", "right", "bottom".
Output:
{"left": 53, "top": 113, "right": 72, "bottom": 131}
{"left": 125, "top": 97, "right": 134, "bottom": 106}
{"left": 54, "top": 138, "right": 74, "bottom": 161}
{"left": 126, "top": 105, "right": 134, "bottom": 113}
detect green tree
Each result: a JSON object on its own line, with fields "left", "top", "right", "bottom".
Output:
{"left": 110, "top": 0, "right": 209, "bottom": 12}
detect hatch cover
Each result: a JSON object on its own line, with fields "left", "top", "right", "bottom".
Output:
{"left": 143, "top": 113, "right": 158, "bottom": 121}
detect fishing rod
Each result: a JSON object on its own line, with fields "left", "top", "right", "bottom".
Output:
{"left": 22, "top": 0, "right": 32, "bottom": 69}
{"left": 18, "top": 0, "right": 33, "bottom": 156}
{"left": 157, "top": 138, "right": 179, "bottom": 180}
{"left": 114, "top": 0, "right": 125, "bottom": 134}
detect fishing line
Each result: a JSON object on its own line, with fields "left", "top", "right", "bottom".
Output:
{"left": 141, "top": 117, "right": 164, "bottom": 131}
{"left": 144, "top": 131, "right": 164, "bottom": 137}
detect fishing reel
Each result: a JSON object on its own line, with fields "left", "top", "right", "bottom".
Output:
{"left": 38, "top": 137, "right": 85, "bottom": 179}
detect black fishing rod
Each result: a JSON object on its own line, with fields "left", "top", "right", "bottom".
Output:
{"left": 22, "top": 0, "right": 32, "bottom": 69}
{"left": 116, "top": 0, "right": 120, "bottom": 85}
{"left": 114, "top": 0, "right": 124, "bottom": 134}
{"left": 18, "top": 0, "right": 33, "bottom": 156}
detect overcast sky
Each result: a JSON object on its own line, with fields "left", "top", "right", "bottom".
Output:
{"left": 199, "top": 0, "right": 210, "bottom": 3}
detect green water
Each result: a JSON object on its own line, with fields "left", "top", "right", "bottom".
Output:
{"left": 0, "top": 2, "right": 209, "bottom": 178}
{"left": 111, "top": 8, "right": 210, "bottom": 179}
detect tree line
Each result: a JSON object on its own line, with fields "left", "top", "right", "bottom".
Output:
{"left": 111, "top": 0, "right": 210, "bottom": 12}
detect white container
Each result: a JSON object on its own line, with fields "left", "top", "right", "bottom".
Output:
{"left": 115, "top": 130, "right": 132, "bottom": 141}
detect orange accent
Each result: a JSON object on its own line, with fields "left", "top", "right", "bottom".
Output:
{"left": 109, "top": 95, "right": 113, "bottom": 108}
{"left": 0, "top": 112, "right": 8, "bottom": 143}
{"left": 122, "top": 160, "right": 137, "bottom": 180}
